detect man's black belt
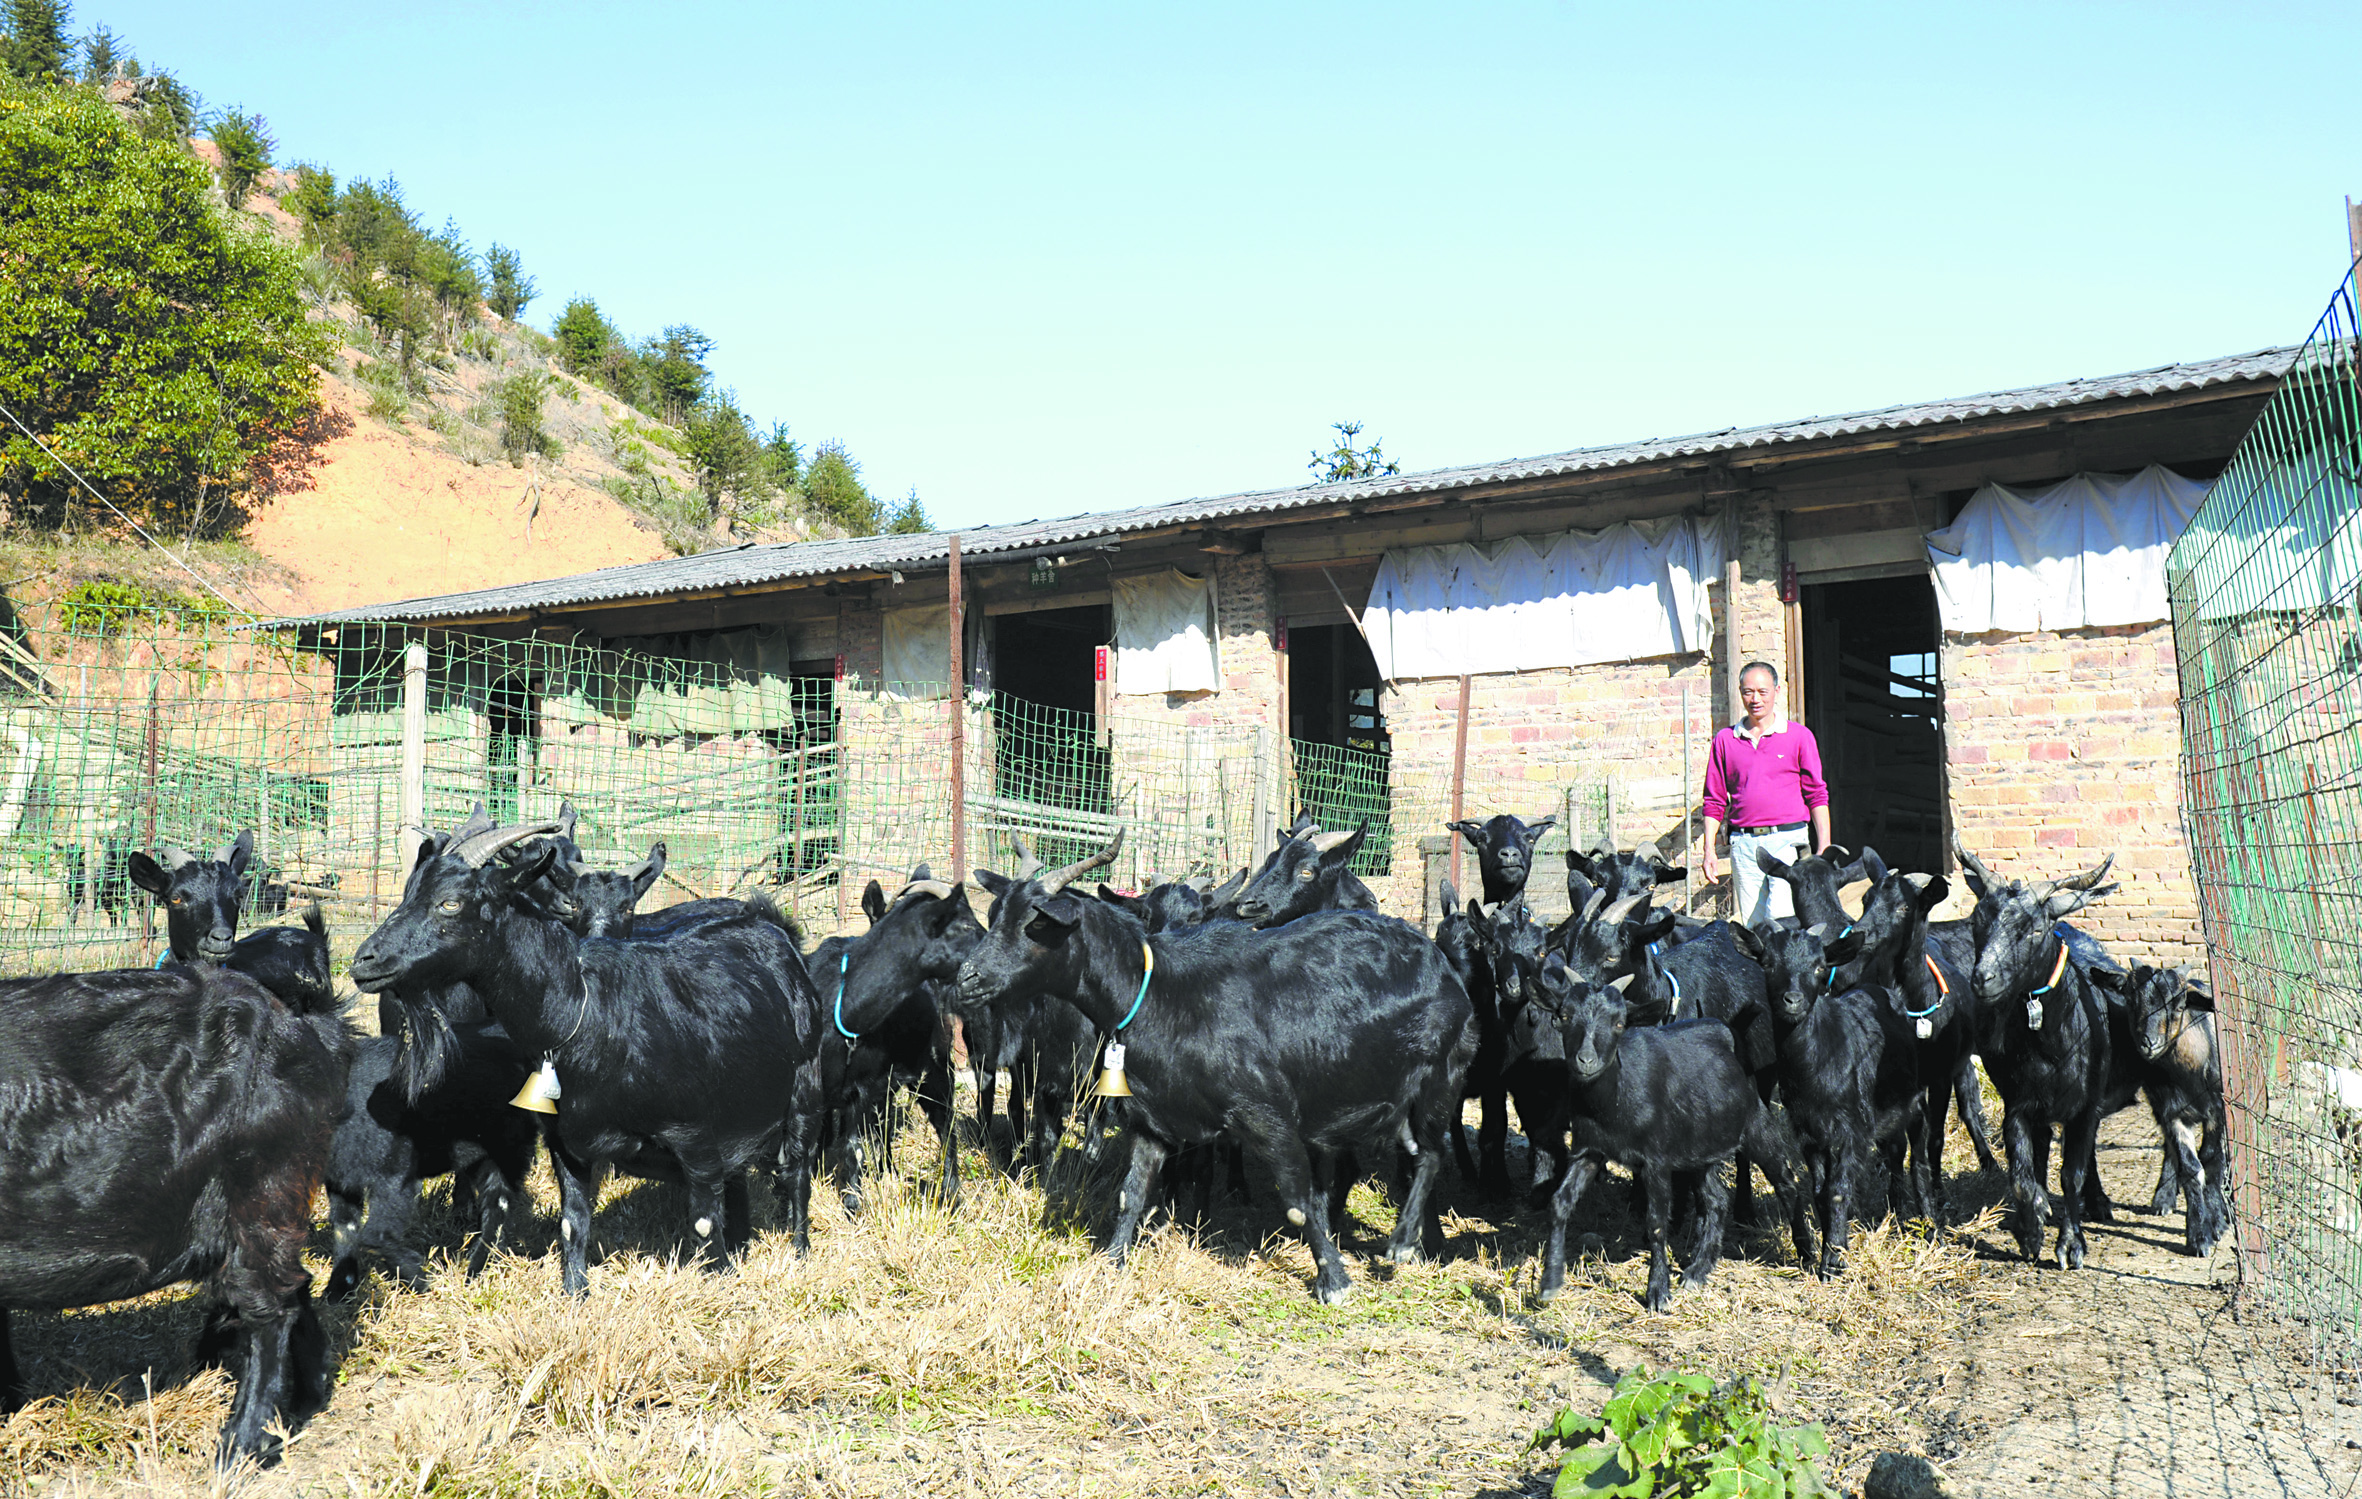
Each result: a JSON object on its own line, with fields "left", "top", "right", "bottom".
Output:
{"left": 1731, "top": 821, "right": 1807, "bottom": 835}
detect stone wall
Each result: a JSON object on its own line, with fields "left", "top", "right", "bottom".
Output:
{"left": 1940, "top": 620, "right": 2198, "bottom": 967}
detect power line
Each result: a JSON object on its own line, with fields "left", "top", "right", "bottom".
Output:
{"left": 0, "top": 399, "right": 261, "bottom": 616}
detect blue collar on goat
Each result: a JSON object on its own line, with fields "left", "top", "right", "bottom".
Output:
{"left": 831, "top": 949, "right": 856, "bottom": 1041}
{"left": 1116, "top": 942, "right": 1154, "bottom": 1031}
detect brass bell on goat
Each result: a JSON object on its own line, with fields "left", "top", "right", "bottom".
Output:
{"left": 1094, "top": 1040, "right": 1132, "bottom": 1098}
{"left": 510, "top": 1058, "right": 562, "bottom": 1114}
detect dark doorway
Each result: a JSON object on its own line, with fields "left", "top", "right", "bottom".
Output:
{"left": 989, "top": 605, "right": 1113, "bottom": 864}
{"left": 486, "top": 675, "right": 537, "bottom": 823}
{"left": 1286, "top": 622, "right": 1392, "bottom": 872}
{"left": 1799, "top": 576, "right": 1944, "bottom": 876}
{"left": 771, "top": 664, "right": 840, "bottom": 879}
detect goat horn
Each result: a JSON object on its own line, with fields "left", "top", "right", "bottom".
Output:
{"left": 450, "top": 802, "right": 497, "bottom": 844}
{"left": 901, "top": 879, "right": 956, "bottom": 901}
{"left": 1601, "top": 893, "right": 1649, "bottom": 927}
{"left": 1952, "top": 835, "right": 1998, "bottom": 890}
{"left": 1307, "top": 828, "right": 1355, "bottom": 853}
{"left": 1008, "top": 834, "right": 1044, "bottom": 882}
{"left": 2056, "top": 852, "right": 2117, "bottom": 892}
{"left": 158, "top": 846, "right": 197, "bottom": 872}
{"left": 1039, "top": 829, "right": 1125, "bottom": 896}
{"left": 556, "top": 800, "right": 579, "bottom": 841}
{"left": 451, "top": 819, "right": 566, "bottom": 870}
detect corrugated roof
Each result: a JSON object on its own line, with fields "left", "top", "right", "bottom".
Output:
{"left": 275, "top": 346, "right": 2294, "bottom": 628}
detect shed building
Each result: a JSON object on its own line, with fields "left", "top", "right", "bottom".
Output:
{"left": 283, "top": 348, "right": 2293, "bottom": 962}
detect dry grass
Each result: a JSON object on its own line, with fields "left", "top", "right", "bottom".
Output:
{"left": 3, "top": 1095, "right": 2026, "bottom": 1497}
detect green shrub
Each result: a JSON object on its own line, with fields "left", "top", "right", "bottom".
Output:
{"left": 57, "top": 578, "right": 201, "bottom": 636}
{"left": 1527, "top": 1368, "right": 1831, "bottom": 1499}
{"left": 0, "top": 79, "right": 330, "bottom": 534}
{"left": 483, "top": 242, "right": 535, "bottom": 322}
{"left": 494, "top": 371, "right": 560, "bottom": 465}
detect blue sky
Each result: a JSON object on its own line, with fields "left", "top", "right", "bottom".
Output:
{"left": 100, "top": 2, "right": 2362, "bottom": 530}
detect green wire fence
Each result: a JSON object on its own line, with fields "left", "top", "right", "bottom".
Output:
{"left": 0, "top": 599, "right": 1646, "bottom": 975}
{"left": 2169, "top": 271, "right": 2362, "bottom": 1374}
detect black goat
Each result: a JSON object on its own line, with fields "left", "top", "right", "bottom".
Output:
{"left": 1565, "top": 844, "right": 1686, "bottom": 906}
{"left": 323, "top": 1025, "right": 540, "bottom": 1298}
{"left": 1754, "top": 844, "right": 1880, "bottom": 930}
{"left": 0, "top": 965, "right": 350, "bottom": 1465}
{"left": 1447, "top": 813, "right": 1557, "bottom": 906}
{"left": 807, "top": 871, "right": 982, "bottom": 1211}
{"left": 1508, "top": 967, "right": 1809, "bottom": 1310}
{"left": 545, "top": 840, "right": 669, "bottom": 938}
{"left": 2088, "top": 964, "right": 2229, "bottom": 1257}
{"left": 956, "top": 832, "right": 1475, "bottom": 1304}
{"left": 1732, "top": 921, "right": 1929, "bottom": 1275}
{"left": 1229, "top": 824, "right": 1377, "bottom": 928}
{"left": 128, "top": 831, "right": 333, "bottom": 1013}
{"left": 1958, "top": 843, "right": 2121, "bottom": 1269}
{"left": 351, "top": 819, "right": 826, "bottom": 1295}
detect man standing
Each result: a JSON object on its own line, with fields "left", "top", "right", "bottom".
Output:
{"left": 1699, "top": 661, "right": 1830, "bottom": 925}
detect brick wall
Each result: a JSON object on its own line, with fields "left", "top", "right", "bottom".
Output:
{"left": 1941, "top": 620, "right": 2199, "bottom": 967}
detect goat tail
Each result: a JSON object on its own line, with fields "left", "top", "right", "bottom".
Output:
{"left": 743, "top": 891, "right": 807, "bottom": 949}
{"left": 302, "top": 901, "right": 325, "bottom": 938}
{"left": 384, "top": 984, "right": 462, "bottom": 1105}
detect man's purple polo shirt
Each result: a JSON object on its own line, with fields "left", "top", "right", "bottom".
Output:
{"left": 1700, "top": 717, "right": 1829, "bottom": 829}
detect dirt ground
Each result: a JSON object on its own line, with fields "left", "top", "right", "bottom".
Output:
{"left": 3, "top": 1102, "right": 2357, "bottom": 1497}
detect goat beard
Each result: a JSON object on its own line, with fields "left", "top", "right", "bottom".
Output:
{"left": 387, "top": 988, "right": 463, "bottom": 1105}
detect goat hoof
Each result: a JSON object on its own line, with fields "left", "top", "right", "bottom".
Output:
{"left": 1314, "top": 1280, "right": 1353, "bottom": 1306}
{"left": 1387, "top": 1242, "right": 1423, "bottom": 1267}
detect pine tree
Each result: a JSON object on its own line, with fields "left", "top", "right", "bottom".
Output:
{"left": 886, "top": 488, "right": 931, "bottom": 534}
{"left": 77, "top": 21, "right": 118, "bottom": 83}
{"left": 483, "top": 243, "right": 536, "bottom": 321}
{"left": 208, "top": 108, "right": 273, "bottom": 208}
{"left": 2, "top": 0, "right": 70, "bottom": 83}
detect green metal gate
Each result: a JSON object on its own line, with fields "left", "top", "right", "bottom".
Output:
{"left": 2168, "top": 274, "right": 2362, "bottom": 1372}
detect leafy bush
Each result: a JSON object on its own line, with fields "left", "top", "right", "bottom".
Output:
{"left": 1527, "top": 1368, "right": 1831, "bottom": 1499}
{"left": 208, "top": 107, "right": 272, "bottom": 208}
{"left": 0, "top": 78, "right": 331, "bottom": 534}
{"left": 56, "top": 578, "right": 202, "bottom": 636}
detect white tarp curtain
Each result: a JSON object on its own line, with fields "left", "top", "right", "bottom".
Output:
{"left": 1925, "top": 465, "right": 2211, "bottom": 633}
{"left": 1112, "top": 568, "right": 1219, "bottom": 695}
{"left": 882, "top": 604, "right": 949, "bottom": 700}
{"left": 1361, "top": 516, "right": 1724, "bottom": 681}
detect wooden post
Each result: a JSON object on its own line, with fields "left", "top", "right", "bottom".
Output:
{"left": 139, "top": 675, "right": 159, "bottom": 944}
{"left": 947, "top": 534, "right": 965, "bottom": 882}
{"left": 2348, "top": 196, "right": 2362, "bottom": 309}
{"left": 1724, "top": 501, "right": 1743, "bottom": 730}
{"left": 1449, "top": 673, "right": 1471, "bottom": 895}
{"left": 1681, "top": 683, "right": 1694, "bottom": 918}
{"left": 1251, "top": 725, "right": 1274, "bottom": 854}
{"left": 399, "top": 640, "right": 427, "bottom": 878}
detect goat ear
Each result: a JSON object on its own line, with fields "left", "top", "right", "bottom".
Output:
{"left": 1914, "top": 874, "right": 1949, "bottom": 910}
{"left": 2184, "top": 979, "right": 2215, "bottom": 1013}
{"left": 1446, "top": 819, "right": 1483, "bottom": 845}
{"left": 1633, "top": 909, "right": 1677, "bottom": 947}
{"left": 1860, "top": 846, "right": 1890, "bottom": 886}
{"left": 127, "top": 851, "right": 170, "bottom": 896}
{"left": 495, "top": 843, "right": 557, "bottom": 894}
{"left": 1823, "top": 927, "right": 1864, "bottom": 967}
{"left": 972, "top": 868, "right": 1013, "bottom": 898}
{"left": 861, "top": 880, "right": 888, "bottom": 924}
{"left": 1439, "top": 877, "right": 1459, "bottom": 916}
{"left": 1521, "top": 815, "right": 1557, "bottom": 845}
{"left": 1754, "top": 846, "right": 1793, "bottom": 879}
{"left": 631, "top": 841, "right": 667, "bottom": 900}
{"left": 1028, "top": 893, "right": 1085, "bottom": 929}
{"left": 1096, "top": 883, "right": 1150, "bottom": 921}
{"left": 1728, "top": 921, "right": 1765, "bottom": 962}
{"left": 2085, "top": 964, "right": 2129, "bottom": 995}
{"left": 1653, "top": 864, "right": 1686, "bottom": 885}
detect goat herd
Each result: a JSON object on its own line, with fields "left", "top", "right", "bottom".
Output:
{"left": 0, "top": 805, "right": 2228, "bottom": 1468}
